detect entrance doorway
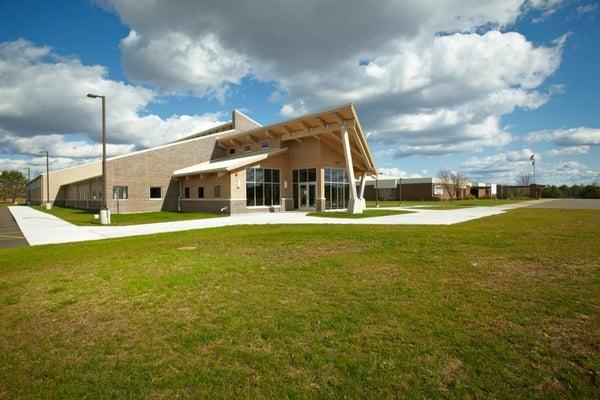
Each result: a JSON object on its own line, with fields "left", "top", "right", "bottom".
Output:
{"left": 298, "top": 183, "right": 316, "bottom": 210}
{"left": 293, "top": 168, "right": 317, "bottom": 210}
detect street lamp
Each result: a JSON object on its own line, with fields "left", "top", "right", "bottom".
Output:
{"left": 39, "top": 150, "right": 50, "bottom": 208}
{"left": 24, "top": 167, "right": 30, "bottom": 205}
{"left": 87, "top": 93, "right": 110, "bottom": 224}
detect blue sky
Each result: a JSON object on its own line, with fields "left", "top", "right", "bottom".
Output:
{"left": 0, "top": 0, "right": 598, "bottom": 184}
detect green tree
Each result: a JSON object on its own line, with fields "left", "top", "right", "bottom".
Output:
{"left": 0, "top": 170, "right": 28, "bottom": 203}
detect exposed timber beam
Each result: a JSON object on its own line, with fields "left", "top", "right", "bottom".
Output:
{"left": 246, "top": 134, "right": 258, "bottom": 144}
{"left": 280, "top": 120, "right": 355, "bottom": 142}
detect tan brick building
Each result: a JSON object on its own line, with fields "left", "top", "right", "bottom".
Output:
{"left": 28, "top": 104, "right": 376, "bottom": 214}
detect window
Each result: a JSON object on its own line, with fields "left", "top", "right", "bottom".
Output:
{"left": 229, "top": 148, "right": 236, "bottom": 155}
{"left": 261, "top": 140, "right": 271, "bottom": 150}
{"left": 214, "top": 185, "right": 221, "bottom": 198}
{"left": 113, "top": 186, "right": 128, "bottom": 200}
{"left": 246, "top": 167, "right": 280, "bottom": 206}
{"left": 244, "top": 144, "right": 252, "bottom": 153}
{"left": 184, "top": 187, "right": 190, "bottom": 199}
{"left": 198, "top": 186, "right": 204, "bottom": 198}
{"left": 324, "top": 168, "right": 349, "bottom": 210}
{"left": 150, "top": 186, "right": 162, "bottom": 199}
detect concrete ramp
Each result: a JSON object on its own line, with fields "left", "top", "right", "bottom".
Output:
{"left": 8, "top": 206, "right": 105, "bottom": 246}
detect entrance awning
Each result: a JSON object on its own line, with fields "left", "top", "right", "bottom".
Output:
{"left": 173, "top": 148, "right": 287, "bottom": 177}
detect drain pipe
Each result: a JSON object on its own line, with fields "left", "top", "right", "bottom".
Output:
{"left": 177, "top": 178, "right": 182, "bottom": 211}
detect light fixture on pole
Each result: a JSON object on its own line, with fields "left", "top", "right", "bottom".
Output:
{"left": 87, "top": 93, "right": 110, "bottom": 224}
{"left": 38, "top": 150, "right": 50, "bottom": 209}
{"left": 529, "top": 154, "right": 536, "bottom": 184}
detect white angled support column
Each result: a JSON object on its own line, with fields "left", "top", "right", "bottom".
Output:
{"left": 359, "top": 173, "right": 367, "bottom": 209}
{"left": 341, "top": 122, "right": 363, "bottom": 214}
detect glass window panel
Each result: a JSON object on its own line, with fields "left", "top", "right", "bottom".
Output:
{"left": 293, "top": 170, "right": 298, "bottom": 183}
{"left": 246, "top": 168, "right": 254, "bottom": 182}
{"left": 344, "top": 183, "right": 350, "bottom": 208}
{"left": 309, "top": 184, "right": 316, "bottom": 207}
{"left": 264, "top": 169, "right": 272, "bottom": 182}
{"left": 325, "top": 168, "right": 331, "bottom": 182}
{"left": 325, "top": 183, "right": 331, "bottom": 209}
{"left": 272, "top": 169, "right": 280, "bottom": 183}
{"left": 332, "top": 184, "right": 338, "bottom": 209}
{"left": 183, "top": 187, "right": 189, "bottom": 199}
{"left": 255, "top": 183, "right": 264, "bottom": 206}
{"left": 264, "top": 183, "right": 272, "bottom": 206}
{"left": 299, "top": 169, "right": 307, "bottom": 182}
{"left": 214, "top": 185, "right": 221, "bottom": 198}
{"left": 273, "top": 184, "right": 280, "bottom": 205}
{"left": 308, "top": 168, "right": 316, "bottom": 182}
{"left": 293, "top": 184, "right": 298, "bottom": 209}
{"left": 255, "top": 168, "right": 264, "bottom": 183}
{"left": 198, "top": 187, "right": 204, "bottom": 198}
{"left": 246, "top": 183, "right": 254, "bottom": 206}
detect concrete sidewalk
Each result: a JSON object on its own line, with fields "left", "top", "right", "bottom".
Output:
{"left": 9, "top": 204, "right": 518, "bottom": 246}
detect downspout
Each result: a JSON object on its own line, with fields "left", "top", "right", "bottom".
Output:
{"left": 177, "top": 178, "right": 182, "bottom": 211}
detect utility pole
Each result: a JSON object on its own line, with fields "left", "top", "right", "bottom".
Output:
{"left": 24, "top": 167, "right": 30, "bottom": 205}
{"left": 375, "top": 174, "right": 379, "bottom": 207}
{"left": 399, "top": 177, "right": 402, "bottom": 206}
{"left": 39, "top": 150, "right": 50, "bottom": 208}
{"left": 87, "top": 93, "right": 110, "bottom": 224}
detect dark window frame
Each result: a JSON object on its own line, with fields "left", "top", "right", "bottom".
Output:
{"left": 150, "top": 186, "right": 162, "bottom": 199}
{"left": 246, "top": 167, "right": 280, "bottom": 207}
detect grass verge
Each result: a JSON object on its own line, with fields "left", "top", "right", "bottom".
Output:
{"left": 307, "top": 209, "right": 414, "bottom": 218}
{"left": 1, "top": 208, "right": 599, "bottom": 398}
{"left": 33, "top": 205, "right": 224, "bottom": 226}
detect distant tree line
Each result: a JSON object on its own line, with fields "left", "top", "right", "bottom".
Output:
{"left": 542, "top": 184, "right": 600, "bottom": 199}
{"left": 0, "top": 170, "right": 28, "bottom": 203}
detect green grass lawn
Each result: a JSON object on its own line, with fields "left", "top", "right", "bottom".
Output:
{"left": 307, "top": 209, "right": 414, "bottom": 218}
{"left": 1, "top": 208, "right": 599, "bottom": 399}
{"left": 367, "top": 199, "right": 526, "bottom": 208}
{"left": 33, "top": 205, "right": 224, "bottom": 226}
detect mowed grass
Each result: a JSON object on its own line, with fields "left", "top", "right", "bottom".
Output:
{"left": 33, "top": 205, "right": 224, "bottom": 226}
{"left": 367, "top": 199, "right": 525, "bottom": 208}
{"left": 1, "top": 209, "right": 599, "bottom": 399}
{"left": 307, "top": 209, "right": 413, "bottom": 219}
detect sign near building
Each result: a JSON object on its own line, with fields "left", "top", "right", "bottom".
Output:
{"left": 490, "top": 183, "right": 497, "bottom": 196}
{"left": 433, "top": 185, "right": 443, "bottom": 196}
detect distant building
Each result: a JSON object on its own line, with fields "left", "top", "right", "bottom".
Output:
{"left": 363, "top": 176, "right": 471, "bottom": 201}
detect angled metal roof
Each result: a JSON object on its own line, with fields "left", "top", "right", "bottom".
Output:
{"left": 173, "top": 148, "right": 288, "bottom": 177}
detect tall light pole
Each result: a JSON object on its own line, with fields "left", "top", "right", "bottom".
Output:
{"left": 24, "top": 167, "right": 30, "bottom": 205}
{"left": 530, "top": 154, "right": 536, "bottom": 184}
{"left": 87, "top": 93, "right": 110, "bottom": 224}
{"left": 39, "top": 150, "right": 49, "bottom": 207}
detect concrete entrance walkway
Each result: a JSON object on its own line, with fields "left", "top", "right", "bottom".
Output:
{"left": 9, "top": 203, "right": 530, "bottom": 246}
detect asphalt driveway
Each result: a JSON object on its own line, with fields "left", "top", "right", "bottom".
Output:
{"left": 526, "top": 199, "right": 600, "bottom": 209}
{"left": 0, "top": 206, "right": 28, "bottom": 248}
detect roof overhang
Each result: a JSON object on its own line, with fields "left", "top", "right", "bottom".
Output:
{"left": 213, "top": 104, "right": 376, "bottom": 175}
{"left": 173, "top": 148, "right": 288, "bottom": 177}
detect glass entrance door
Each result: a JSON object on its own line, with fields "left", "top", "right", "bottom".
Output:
{"left": 298, "top": 183, "right": 316, "bottom": 210}
{"left": 293, "top": 168, "right": 317, "bottom": 210}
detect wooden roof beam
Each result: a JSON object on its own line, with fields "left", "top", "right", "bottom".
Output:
{"left": 246, "top": 134, "right": 258, "bottom": 144}
{"left": 320, "top": 134, "right": 368, "bottom": 171}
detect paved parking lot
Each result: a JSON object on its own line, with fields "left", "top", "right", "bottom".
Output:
{"left": 0, "top": 206, "right": 28, "bottom": 248}
{"left": 526, "top": 199, "right": 600, "bottom": 209}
